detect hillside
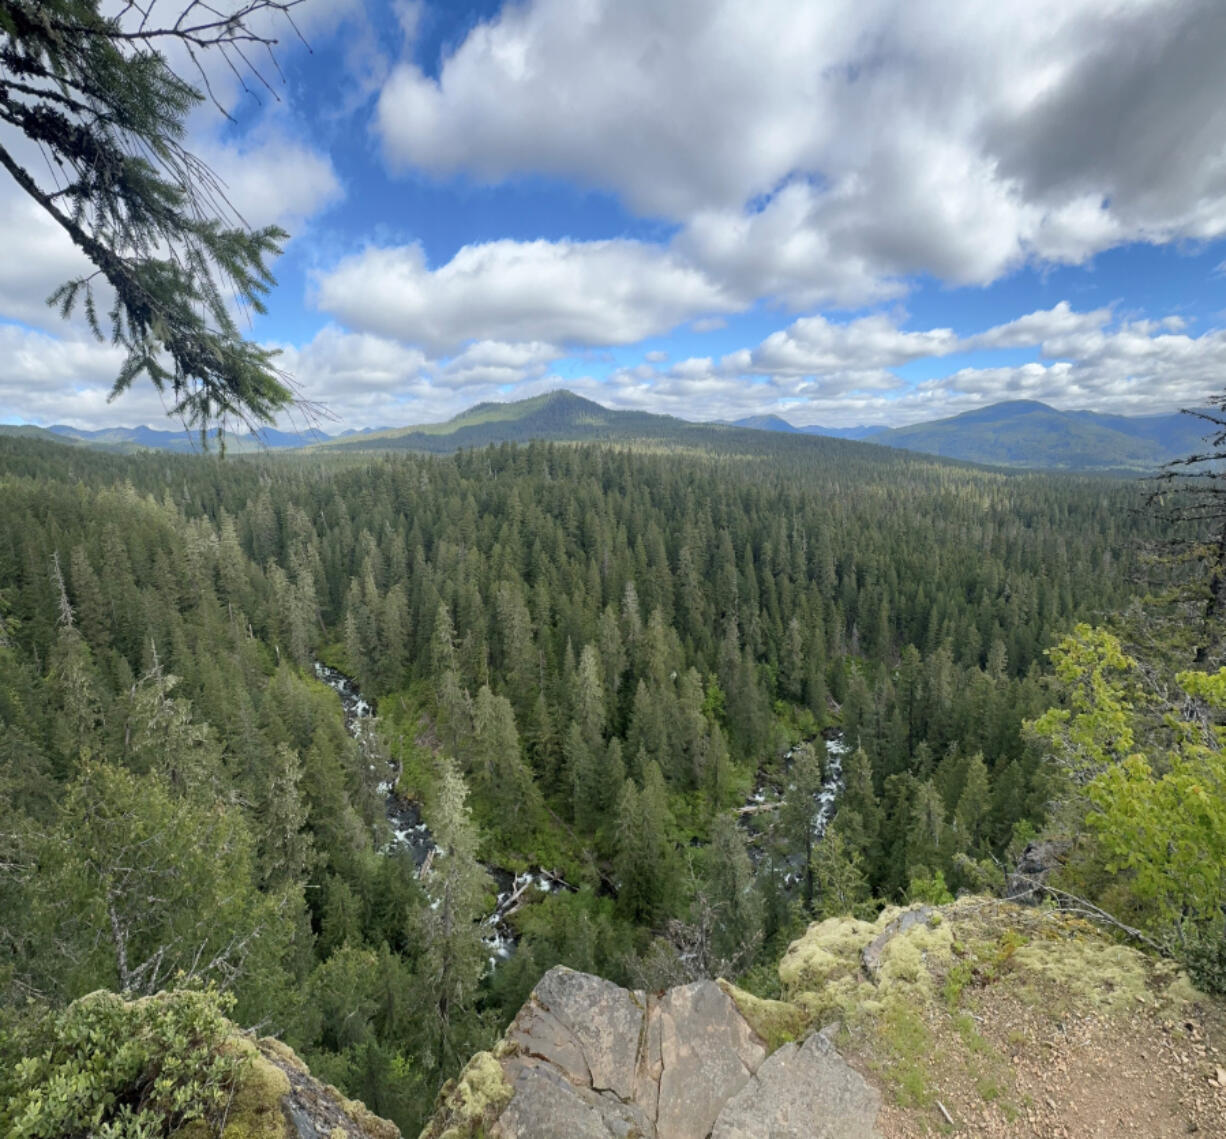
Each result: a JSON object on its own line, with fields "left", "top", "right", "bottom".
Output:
{"left": 320, "top": 390, "right": 905, "bottom": 459}
{"left": 43, "top": 422, "right": 331, "bottom": 453}
{"left": 321, "top": 391, "right": 1203, "bottom": 470}
{"left": 12, "top": 394, "right": 1202, "bottom": 470}
{"left": 318, "top": 389, "right": 799, "bottom": 455}
{"left": 735, "top": 400, "right": 1205, "bottom": 471}
{"left": 0, "top": 423, "right": 81, "bottom": 447}
{"left": 873, "top": 400, "right": 1204, "bottom": 470}
{"left": 731, "top": 415, "right": 887, "bottom": 441}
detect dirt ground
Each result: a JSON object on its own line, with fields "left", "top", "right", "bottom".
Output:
{"left": 873, "top": 992, "right": 1226, "bottom": 1137}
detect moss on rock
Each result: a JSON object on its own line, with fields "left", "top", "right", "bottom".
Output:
{"left": 777, "top": 915, "right": 879, "bottom": 992}
{"left": 176, "top": 1039, "right": 291, "bottom": 1139}
{"left": 716, "top": 979, "right": 810, "bottom": 1053}
{"left": 874, "top": 913, "right": 954, "bottom": 996}
{"left": 1011, "top": 931, "right": 1199, "bottom": 1015}
{"left": 418, "top": 1051, "right": 512, "bottom": 1139}
{"left": 771, "top": 897, "right": 1213, "bottom": 1115}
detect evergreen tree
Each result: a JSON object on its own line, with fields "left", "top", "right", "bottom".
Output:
{"left": 614, "top": 763, "right": 673, "bottom": 924}
{"left": 412, "top": 759, "right": 491, "bottom": 1073}
{"left": 0, "top": 0, "right": 301, "bottom": 435}
{"left": 705, "top": 815, "right": 763, "bottom": 969}
{"left": 778, "top": 740, "right": 826, "bottom": 913}
{"left": 471, "top": 685, "right": 541, "bottom": 841}
{"left": 258, "top": 743, "right": 315, "bottom": 889}
{"left": 812, "top": 824, "right": 870, "bottom": 919}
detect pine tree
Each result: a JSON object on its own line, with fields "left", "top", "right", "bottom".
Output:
{"left": 413, "top": 759, "right": 491, "bottom": 1072}
{"left": 779, "top": 740, "right": 825, "bottom": 913}
{"left": 471, "top": 685, "right": 541, "bottom": 840}
{"left": 953, "top": 751, "right": 991, "bottom": 857}
{"left": 0, "top": 0, "right": 302, "bottom": 436}
{"left": 811, "top": 824, "right": 870, "bottom": 919}
{"left": 573, "top": 643, "right": 606, "bottom": 747}
{"left": 706, "top": 815, "right": 763, "bottom": 968}
{"left": 837, "top": 744, "right": 882, "bottom": 874}
{"left": 258, "top": 743, "right": 315, "bottom": 888}
{"left": 614, "top": 763, "right": 673, "bottom": 924}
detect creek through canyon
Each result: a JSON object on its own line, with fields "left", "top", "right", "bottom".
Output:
{"left": 314, "top": 661, "right": 846, "bottom": 967}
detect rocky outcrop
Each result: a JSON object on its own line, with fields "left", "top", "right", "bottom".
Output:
{"left": 426, "top": 899, "right": 1222, "bottom": 1139}
{"left": 711, "top": 1027, "right": 881, "bottom": 1139}
{"left": 1004, "top": 837, "right": 1072, "bottom": 901}
{"left": 177, "top": 1035, "right": 401, "bottom": 1139}
{"left": 860, "top": 906, "right": 934, "bottom": 979}
{"left": 423, "top": 965, "right": 881, "bottom": 1139}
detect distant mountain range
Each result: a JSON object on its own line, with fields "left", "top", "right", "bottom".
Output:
{"left": 735, "top": 399, "right": 1207, "bottom": 470}
{"left": 2, "top": 392, "right": 1209, "bottom": 470}
{"left": 0, "top": 422, "right": 331, "bottom": 453}
{"left": 316, "top": 389, "right": 766, "bottom": 454}
{"left": 324, "top": 392, "right": 1206, "bottom": 470}
{"left": 729, "top": 414, "right": 887, "bottom": 440}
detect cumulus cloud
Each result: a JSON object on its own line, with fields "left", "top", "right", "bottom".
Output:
{"left": 0, "top": 16, "right": 341, "bottom": 337}
{"left": 374, "top": 0, "right": 1226, "bottom": 307}
{"left": 0, "top": 323, "right": 165, "bottom": 427}
{"left": 0, "top": 191, "right": 93, "bottom": 331}
{"left": 965, "top": 301, "right": 1115, "bottom": 350}
{"left": 743, "top": 313, "right": 959, "bottom": 375}
{"left": 312, "top": 238, "right": 738, "bottom": 353}
{"left": 578, "top": 304, "right": 1226, "bottom": 426}
{"left": 196, "top": 133, "right": 342, "bottom": 231}
{"left": 270, "top": 329, "right": 568, "bottom": 429}
{"left": 438, "top": 339, "right": 562, "bottom": 388}
{"left": 8, "top": 301, "right": 1226, "bottom": 432}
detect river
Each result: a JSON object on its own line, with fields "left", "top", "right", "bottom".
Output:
{"left": 313, "top": 661, "right": 562, "bottom": 967}
{"left": 737, "top": 733, "right": 847, "bottom": 884}
{"left": 314, "top": 661, "right": 846, "bottom": 961}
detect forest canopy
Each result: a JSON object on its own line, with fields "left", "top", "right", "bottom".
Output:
{"left": 0, "top": 432, "right": 1165, "bottom": 1134}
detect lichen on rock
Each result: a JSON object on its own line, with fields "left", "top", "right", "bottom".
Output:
{"left": 715, "top": 979, "right": 810, "bottom": 1054}
{"left": 418, "top": 1051, "right": 512, "bottom": 1139}
{"left": 417, "top": 898, "right": 1221, "bottom": 1137}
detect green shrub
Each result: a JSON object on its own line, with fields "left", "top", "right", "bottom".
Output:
{"left": 1, "top": 987, "right": 246, "bottom": 1139}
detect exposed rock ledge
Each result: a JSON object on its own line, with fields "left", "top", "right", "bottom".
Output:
{"left": 421, "top": 965, "right": 881, "bottom": 1139}
{"left": 179, "top": 1034, "right": 402, "bottom": 1139}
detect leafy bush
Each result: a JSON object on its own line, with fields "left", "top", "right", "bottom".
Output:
{"left": 1, "top": 987, "right": 246, "bottom": 1139}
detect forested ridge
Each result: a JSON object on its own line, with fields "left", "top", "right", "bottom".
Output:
{"left": 0, "top": 434, "right": 1161, "bottom": 1134}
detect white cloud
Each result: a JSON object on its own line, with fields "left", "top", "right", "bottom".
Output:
{"left": 0, "top": 191, "right": 93, "bottom": 331}
{"left": 374, "top": 0, "right": 1226, "bottom": 307}
{"left": 273, "top": 329, "right": 569, "bottom": 429}
{"left": 966, "top": 301, "right": 1115, "bottom": 350}
{"left": 8, "top": 300, "right": 1226, "bottom": 435}
{"left": 197, "top": 133, "right": 342, "bottom": 231}
{"left": 744, "top": 313, "right": 959, "bottom": 375}
{"left": 582, "top": 303, "right": 1226, "bottom": 426}
{"left": 0, "top": 323, "right": 168, "bottom": 428}
{"left": 438, "top": 339, "right": 562, "bottom": 388}
{"left": 313, "top": 238, "right": 738, "bottom": 353}
{"left": 0, "top": 11, "right": 342, "bottom": 338}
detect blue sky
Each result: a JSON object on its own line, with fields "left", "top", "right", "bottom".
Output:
{"left": 3, "top": 0, "right": 1226, "bottom": 431}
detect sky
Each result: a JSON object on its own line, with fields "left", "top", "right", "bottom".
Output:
{"left": 3, "top": 0, "right": 1226, "bottom": 432}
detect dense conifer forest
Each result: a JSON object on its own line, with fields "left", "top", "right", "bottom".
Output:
{"left": 0, "top": 434, "right": 1162, "bottom": 1132}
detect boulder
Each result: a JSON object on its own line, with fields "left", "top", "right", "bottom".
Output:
{"left": 1004, "top": 838, "right": 1072, "bottom": 901}
{"left": 425, "top": 965, "right": 880, "bottom": 1139}
{"left": 710, "top": 1030, "right": 882, "bottom": 1139}
{"left": 655, "top": 981, "right": 767, "bottom": 1139}
{"left": 860, "top": 906, "right": 934, "bottom": 978}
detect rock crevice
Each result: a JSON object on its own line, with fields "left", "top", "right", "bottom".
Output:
{"left": 428, "top": 965, "right": 881, "bottom": 1139}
